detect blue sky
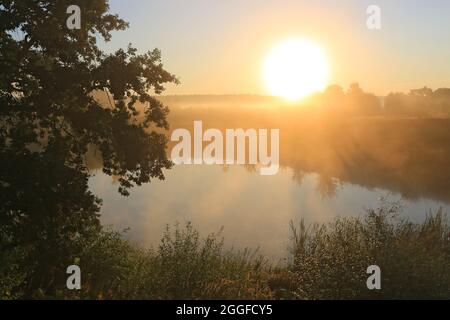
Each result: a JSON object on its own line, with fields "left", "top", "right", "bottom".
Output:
{"left": 101, "top": 0, "right": 450, "bottom": 95}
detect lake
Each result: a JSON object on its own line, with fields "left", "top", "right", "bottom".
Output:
{"left": 90, "top": 164, "right": 450, "bottom": 261}
{"left": 88, "top": 100, "right": 450, "bottom": 260}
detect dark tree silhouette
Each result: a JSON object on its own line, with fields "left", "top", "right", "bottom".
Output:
{"left": 0, "top": 0, "right": 178, "bottom": 295}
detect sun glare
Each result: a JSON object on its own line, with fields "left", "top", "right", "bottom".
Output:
{"left": 263, "top": 38, "right": 329, "bottom": 101}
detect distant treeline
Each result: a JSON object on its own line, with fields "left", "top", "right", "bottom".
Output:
{"left": 384, "top": 87, "right": 450, "bottom": 117}
{"left": 155, "top": 85, "right": 450, "bottom": 118}
{"left": 317, "top": 84, "right": 450, "bottom": 117}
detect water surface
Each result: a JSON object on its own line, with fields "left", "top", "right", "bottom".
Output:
{"left": 90, "top": 165, "right": 449, "bottom": 260}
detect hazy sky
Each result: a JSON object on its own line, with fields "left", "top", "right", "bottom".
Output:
{"left": 102, "top": 0, "right": 450, "bottom": 96}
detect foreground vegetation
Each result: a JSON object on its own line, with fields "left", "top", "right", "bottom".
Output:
{"left": 2, "top": 0, "right": 448, "bottom": 302}
{"left": 1, "top": 203, "right": 449, "bottom": 300}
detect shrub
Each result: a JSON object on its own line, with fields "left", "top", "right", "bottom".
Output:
{"left": 1, "top": 204, "right": 448, "bottom": 300}
{"left": 73, "top": 222, "right": 272, "bottom": 299}
{"left": 289, "top": 202, "right": 450, "bottom": 299}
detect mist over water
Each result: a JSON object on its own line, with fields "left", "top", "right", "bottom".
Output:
{"left": 89, "top": 94, "right": 450, "bottom": 260}
{"left": 90, "top": 165, "right": 449, "bottom": 260}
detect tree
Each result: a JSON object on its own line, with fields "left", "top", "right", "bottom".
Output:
{"left": 345, "top": 83, "right": 381, "bottom": 116}
{"left": 409, "top": 86, "right": 433, "bottom": 98}
{"left": 322, "top": 85, "right": 345, "bottom": 111}
{"left": 0, "top": 0, "right": 178, "bottom": 296}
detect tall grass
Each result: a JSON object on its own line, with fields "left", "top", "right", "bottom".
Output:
{"left": 289, "top": 202, "right": 450, "bottom": 299}
{"left": 1, "top": 203, "right": 449, "bottom": 300}
{"left": 71, "top": 222, "right": 273, "bottom": 300}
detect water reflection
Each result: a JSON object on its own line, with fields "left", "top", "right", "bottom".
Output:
{"left": 90, "top": 165, "right": 450, "bottom": 260}
{"left": 165, "top": 105, "right": 450, "bottom": 203}
{"left": 88, "top": 100, "right": 450, "bottom": 259}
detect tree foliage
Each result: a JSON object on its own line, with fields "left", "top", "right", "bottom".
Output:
{"left": 0, "top": 0, "right": 177, "bottom": 296}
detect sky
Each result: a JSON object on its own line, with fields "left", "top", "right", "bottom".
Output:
{"left": 102, "top": 0, "right": 450, "bottom": 96}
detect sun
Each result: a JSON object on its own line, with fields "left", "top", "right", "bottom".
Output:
{"left": 263, "top": 38, "right": 329, "bottom": 101}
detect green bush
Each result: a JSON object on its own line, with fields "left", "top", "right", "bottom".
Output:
{"left": 1, "top": 204, "right": 448, "bottom": 300}
{"left": 289, "top": 202, "right": 450, "bottom": 299}
{"left": 0, "top": 246, "right": 28, "bottom": 300}
{"left": 73, "top": 222, "right": 273, "bottom": 299}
